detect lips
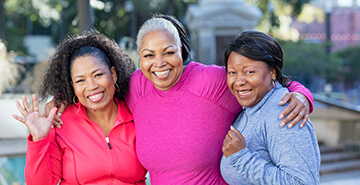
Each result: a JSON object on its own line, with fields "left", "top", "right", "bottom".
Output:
{"left": 87, "top": 92, "right": 104, "bottom": 102}
{"left": 236, "top": 89, "right": 253, "bottom": 98}
{"left": 153, "top": 69, "right": 170, "bottom": 78}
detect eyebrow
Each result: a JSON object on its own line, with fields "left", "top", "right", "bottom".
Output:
{"left": 140, "top": 45, "right": 176, "bottom": 54}
{"left": 73, "top": 69, "right": 102, "bottom": 79}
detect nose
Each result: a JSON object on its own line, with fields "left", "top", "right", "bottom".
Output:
{"left": 154, "top": 55, "right": 167, "bottom": 67}
{"left": 86, "top": 78, "right": 98, "bottom": 90}
{"left": 234, "top": 74, "right": 246, "bottom": 86}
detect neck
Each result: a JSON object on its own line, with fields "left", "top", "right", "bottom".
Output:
{"left": 86, "top": 100, "right": 118, "bottom": 124}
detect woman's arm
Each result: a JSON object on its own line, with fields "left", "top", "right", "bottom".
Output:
{"left": 12, "top": 94, "right": 62, "bottom": 185}
{"left": 25, "top": 133, "right": 63, "bottom": 185}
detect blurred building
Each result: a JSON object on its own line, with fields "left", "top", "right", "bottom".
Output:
{"left": 292, "top": 0, "right": 360, "bottom": 52}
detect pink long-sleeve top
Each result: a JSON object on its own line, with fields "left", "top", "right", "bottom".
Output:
{"left": 125, "top": 61, "right": 313, "bottom": 185}
{"left": 25, "top": 100, "right": 147, "bottom": 185}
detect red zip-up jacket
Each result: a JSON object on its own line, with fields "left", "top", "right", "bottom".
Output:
{"left": 25, "top": 100, "right": 147, "bottom": 185}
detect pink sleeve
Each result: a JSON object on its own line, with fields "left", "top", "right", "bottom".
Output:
{"left": 287, "top": 81, "right": 314, "bottom": 113}
{"left": 125, "top": 70, "right": 145, "bottom": 112}
{"left": 25, "top": 130, "right": 62, "bottom": 185}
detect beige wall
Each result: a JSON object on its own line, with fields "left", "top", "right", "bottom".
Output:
{"left": 311, "top": 107, "right": 360, "bottom": 147}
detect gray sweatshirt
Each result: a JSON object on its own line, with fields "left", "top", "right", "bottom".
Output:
{"left": 220, "top": 82, "right": 320, "bottom": 185}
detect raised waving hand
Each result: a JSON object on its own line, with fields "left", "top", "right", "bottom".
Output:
{"left": 12, "top": 94, "right": 58, "bottom": 141}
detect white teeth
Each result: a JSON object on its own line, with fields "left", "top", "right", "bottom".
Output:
{"left": 88, "top": 93, "right": 103, "bottom": 100}
{"left": 154, "top": 70, "right": 170, "bottom": 77}
{"left": 238, "top": 90, "right": 251, "bottom": 96}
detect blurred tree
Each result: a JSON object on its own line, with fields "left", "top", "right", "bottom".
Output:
{"left": 0, "top": 0, "right": 5, "bottom": 40}
{"left": 335, "top": 46, "right": 360, "bottom": 89}
{"left": 247, "top": 0, "right": 312, "bottom": 38}
{"left": 279, "top": 40, "right": 341, "bottom": 89}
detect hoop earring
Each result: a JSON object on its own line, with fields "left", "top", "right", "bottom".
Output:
{"left": 272, "top": 79, "right": 276, "bottom": 87}
{"left": 115, "top": 83, "right": 120, "bottom": 92}
{"left": 73, "top": 96, "right": 79, "bottom": 105}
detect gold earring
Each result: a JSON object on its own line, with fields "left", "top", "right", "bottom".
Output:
{"left": 73, "top": 96, "right": 79, "bottom": 105}
{"left": 115, "top": 83, "right": 120, "bottom": 92}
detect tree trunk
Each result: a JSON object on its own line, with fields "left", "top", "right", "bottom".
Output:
{"left": 77, "top": 0, "right": 93, "bottom": 32}
{"left": 0, "top": 0, "right": 5, "bottom": 40}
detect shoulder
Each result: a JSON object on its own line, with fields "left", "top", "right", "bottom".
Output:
{"left": 187, "top": 61, "right": 226, "bottom": 78}
{"left": 185, "top": 61, "right": 227, "bottom": 88}
{"left": 260, "top": 86, "right": 289, "bottom": 126}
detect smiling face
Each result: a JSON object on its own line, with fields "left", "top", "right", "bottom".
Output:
{"left": 139, "top": 30, "right": 183, "bottom": 91}
{"left": 71, "top": 56, "right": 117, "bottom": 111}
{"left": 227, "top": 51, "right": 276, "bottom": 108}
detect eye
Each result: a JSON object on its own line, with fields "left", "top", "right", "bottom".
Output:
{"left": 75, "top": 79, "right": 84, "bottom": 83}
{"left": 245, "top": 71, "right": 255, "bottom": 74}
{"left": 227, "top": 71, "right": 236, "bottom": 75}
{"left": 165, "top": 51, "right": 175, "bottom": 55}
{"left": 144, "top": 54, "right": 153, "bottom": 58}
{"left": 95, "top": 73, "right": 103, "bottom": 78}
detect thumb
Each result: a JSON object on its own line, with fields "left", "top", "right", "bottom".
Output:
{"left": 47, "top": 107, "right": 58, "bottom": 122}
{"left": 231, "top": 126, "right": 245, "bottom": 141}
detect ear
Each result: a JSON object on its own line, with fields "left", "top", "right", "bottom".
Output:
{"left": 270, "top": 67, "right": 277, "bottom": 81}
{"left": 111, "top": 67, "right": 118, "bottom": 83}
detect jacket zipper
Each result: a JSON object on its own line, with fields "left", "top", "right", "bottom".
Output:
{"left": 105, "top": 136, "right": 112, "bottom": 149}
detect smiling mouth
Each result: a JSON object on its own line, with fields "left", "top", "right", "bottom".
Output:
{"left": 237, "top": 89, "right": 252, "bottom": 97}
{"left": 153, "top": 69, "right": 170, "bottom": 78}
{"left": 87, "top": 92, "right": 104, "bottom": 102}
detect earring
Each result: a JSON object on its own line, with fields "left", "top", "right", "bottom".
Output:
{"left": 115, "top": 83, "right": 120, "bottom": 92}
{"left": 73, "top": 96, "right": 79, "bottom": 105}
{"left": 272, "top": 79, "right": 276, "bottom": 87}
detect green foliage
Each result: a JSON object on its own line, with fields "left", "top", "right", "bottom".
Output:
{"left": 278, "top": 40, "right": 341, "bottom": 87}
{"left": 334, "top": 46, "right": 360, "bottom": 87}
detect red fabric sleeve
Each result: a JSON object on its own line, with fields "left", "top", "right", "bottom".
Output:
{"left": 25, "top": 130, "right": 62, "bottom": 185}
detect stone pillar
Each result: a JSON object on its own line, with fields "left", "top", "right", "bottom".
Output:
{"left": 185, "top": 0, "right": 262, "bottom": 65}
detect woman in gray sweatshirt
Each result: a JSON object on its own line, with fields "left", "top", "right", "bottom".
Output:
{"left": 220, "top": 31, "right": 320, "bottom": 185}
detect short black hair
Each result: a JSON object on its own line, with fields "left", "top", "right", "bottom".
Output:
{"left": 224, "top": 31, "right": 291, "bottom": 87}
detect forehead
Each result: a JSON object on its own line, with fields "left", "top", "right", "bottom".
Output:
{"left": 140, "top": 30, "right": 179, "bottom": 48}
{"left": 228, "top": 52, "right": 268, "bottom": 68}
{"left": 71, "top": 56, "right": 108, "bottom": 73}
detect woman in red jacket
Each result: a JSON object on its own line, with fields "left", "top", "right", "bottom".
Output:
{"left": 12, "top": 31, "right": 147, "bottom": 185}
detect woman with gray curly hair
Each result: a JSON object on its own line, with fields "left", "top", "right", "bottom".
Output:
{"left": 12, "top": 31, "right": 147, "bottom": 185}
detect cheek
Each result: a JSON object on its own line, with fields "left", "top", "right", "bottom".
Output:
{"left": 140, "top": 60, "right": 151, "bottom": 73}
{"left": 72, "top": 85, "right": 82, "bottom": 97}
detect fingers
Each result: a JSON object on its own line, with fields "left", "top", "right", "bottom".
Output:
{"left": 22, "top": 96, "right": 31, "bottom": 113}
{"left": 12, "top": 114, "right": 26, "bottom": 124}
{"left": 32, "top": 94, "right": 39, "bottom": 112}
{"left": 57, "top": 103, "right": 67, "bottom": 118}
{"left": 279, "top": 102, "right": 296, "bottom": 127}
{"left": 47, "top": 107, "right": 58, "bottom": 122}
{"left": 52, "top": 116, "right": 63, "bottom": 128}
{"left": 231, "top": 127, "right": 245, "bottom": 141}
{"left": 278, "top": 93, "right": 291, "bottom": 106}
{"left": 299, "top": 114, "right": 309, "bottom": 128}
{"left": 15, "top": 100, "right": 27, "bottom": 118}
{"left": 227, "top": 130, "right": 240, "bottom": 141}
{"left": 279, "top": 94, "right": 295, "bottom": 121}
{"left": 44, "top": 100, "right": 56, "bottom": 117}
